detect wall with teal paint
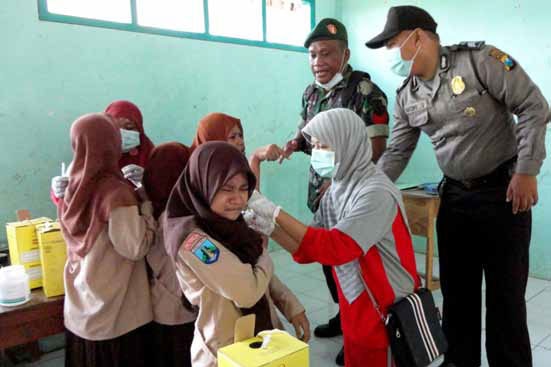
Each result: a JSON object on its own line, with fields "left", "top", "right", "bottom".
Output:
{"left": 341, "top": 0, "right": 551, "bottom": 279}
{"left": 0, "top": 0, "right": 341, "bottom": 247}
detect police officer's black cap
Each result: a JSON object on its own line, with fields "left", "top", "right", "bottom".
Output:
{"left": 365, "top": 6, "right": 437, "bottom": 49}
{"left": 304, "top": 18, "right": 348, "bottom": 48}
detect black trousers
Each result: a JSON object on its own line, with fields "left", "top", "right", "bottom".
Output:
{"left": 437, "top": 178, "right": 532, "bottom": 367}
{"left": 323, "top": 264, "right": 340, "bottom": 303}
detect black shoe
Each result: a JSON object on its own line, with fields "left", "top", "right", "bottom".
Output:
{"left": 314, "top": 313, "right": 342, "bottom": 338}
{"left": 335, "top": 346, "right": 344, "bottom": 366}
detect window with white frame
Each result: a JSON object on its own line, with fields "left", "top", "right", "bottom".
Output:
{"left": 38, "top": 0, "right": 315, "bottom": 51}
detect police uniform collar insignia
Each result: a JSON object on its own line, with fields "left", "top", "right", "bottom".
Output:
{"left": 440, "top": 54, "right": 448, "bottom": 69}
{"left": 411, "top": 77, "right": 419, "bottom": 92}
{"left": 489, "top": 47, "right": 516, "bottom": 71}
{"left": 439, "top": 47, "right": 451, "bottom": 72}
{"left": 451, "top": 76, "right": 466, "bottom": 95}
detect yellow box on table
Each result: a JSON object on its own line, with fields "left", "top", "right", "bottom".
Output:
{"left": 37, "top": 222, "right": 67, "bottom": 297}
{"left": 218, "top": 329, "right": 309, "bottom": 367}
{"left": 6, "top": 217, "right": 52, "bottom": 289}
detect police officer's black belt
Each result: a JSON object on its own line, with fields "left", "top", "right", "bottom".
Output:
{"left": 445, "top": 156, "right": 516, "bottom": 190}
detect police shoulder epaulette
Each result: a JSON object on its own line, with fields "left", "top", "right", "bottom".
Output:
{"left": 396, "top": 76, "right": 413, "bottom": 94}
{"left": 449, "top": 41, "right": 486, "bottom": 51}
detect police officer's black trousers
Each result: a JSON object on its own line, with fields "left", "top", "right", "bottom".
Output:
{"left": 437, "top": 179, "right": 532, "bottom": 367}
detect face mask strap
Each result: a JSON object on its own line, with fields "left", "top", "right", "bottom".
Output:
{"left": 399, "top": 29, "right": 418, "bottom": 50}
{"left": 338, "top": 48, "right": 348, "bottom": 74}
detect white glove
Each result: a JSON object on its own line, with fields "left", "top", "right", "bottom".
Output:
{"left": 51, "top": 176, "right": 69, "bottom": 198}
{"left": 247, "top": 190, "right": 281, "bottom": 223}
{"left": 243, "top": 209, "right": 275, "bottom": 236}
{"left": 121, "top": 164, "right": 144, "bottom": 187}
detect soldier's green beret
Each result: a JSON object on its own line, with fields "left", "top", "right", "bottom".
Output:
{"left": 304, "top": 18, "right": 348, "bottom": 48}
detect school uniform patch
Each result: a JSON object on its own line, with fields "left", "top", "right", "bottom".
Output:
{"left": 489, "top": 47, "right": 516, "bottom": 71}
{"left": 184, "top": 231, "right": 206, "bottom": 251}
{"left": 192, "top": 239, "right": 220, "bottom": 265}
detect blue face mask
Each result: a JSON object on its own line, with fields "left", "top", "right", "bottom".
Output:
{"left": 120, "top": 129, "right": 140, "bottom": 153}
{"left": 311, "top": 148, "right": 336, "bottom": 178}
{"left": 387, "top": 31, "right": 421, "bottom": 77}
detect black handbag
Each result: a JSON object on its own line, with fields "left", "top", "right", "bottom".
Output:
{"left": 363, "top": 281, "right": 448, "bottom": 367}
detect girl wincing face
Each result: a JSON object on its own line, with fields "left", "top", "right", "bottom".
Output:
{"left": 209, "top": 173, "right": 249, "bottom": 221}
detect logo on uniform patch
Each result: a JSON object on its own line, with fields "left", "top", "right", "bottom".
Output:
{"left": 192, "top": 239, "right": 220, "bottom": 265}
{"left": 489, "top": 47, "right": 516, "bottom": 71}
{"left": 326, "top": 24, "right": 337, "bottom": 34}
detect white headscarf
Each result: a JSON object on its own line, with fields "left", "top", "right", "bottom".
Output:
{"left": 302, "top": 108, "right": 410, "bottom": 303}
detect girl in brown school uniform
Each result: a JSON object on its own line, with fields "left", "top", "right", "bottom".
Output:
{"left": 58, "top": 113, "right": 156, "bottom": 367}
{"left": 164, "top": 142, "right": 309, "bottom": 367}
{"left": 142, "top": 142, "right": 196, "bottom": 367}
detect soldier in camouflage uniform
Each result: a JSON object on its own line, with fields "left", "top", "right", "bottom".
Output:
{"left": 366, "top": 6, "right": 549, "bottom": 367}
{"left": 279, "top": 18, "right": 391, "bottom": 366}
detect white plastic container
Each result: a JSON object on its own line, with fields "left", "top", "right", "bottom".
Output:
{"left": 0, "top": 265, "right": 31, "bottom": 307}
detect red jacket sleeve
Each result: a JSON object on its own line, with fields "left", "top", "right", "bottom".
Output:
{"left": 292, "top": 227, "right": 364, "bottom": 266}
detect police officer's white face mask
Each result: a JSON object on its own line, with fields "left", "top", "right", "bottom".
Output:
{"left": 388, "top": 30, "right": 422, "bottom": 77}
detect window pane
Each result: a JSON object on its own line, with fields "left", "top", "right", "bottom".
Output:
{"left": 47, "top": 0, "right": 131, "bottom": 23}
{"left": 208, "top": 0, "right": 262, "bottom": 41}
{"left": 137, "top": 0, "right": 205, "bottom": 32}
{"left": 266, "top": 0, "right": 311, "bottom": 46}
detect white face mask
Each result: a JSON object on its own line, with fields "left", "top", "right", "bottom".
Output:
{"left": 315, "top": 52, "right": 347, "bottom": 91}
{"left": 120, "top": 129, "right": 140, "bottom": 153}
{"left": 387, "top": 30, "right": 422, "bottom": 77}
{"left": 311, "top": 148, "right": 336, "bottom": 178}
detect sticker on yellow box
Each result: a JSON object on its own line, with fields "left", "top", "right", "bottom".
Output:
{"left": 37, "top": 222, "right": 67, "bottom": 297}
{"left": 25, "top": 263, "right": 43, "bottom": 289}
{"left": 218, "top": 329, "right": 309, "bottom": 367}
{"left": 6, "top": 217, "right": 52, "bottom": 266}
{"left": 6, "top": 217, "right": 51, "bottom": 289}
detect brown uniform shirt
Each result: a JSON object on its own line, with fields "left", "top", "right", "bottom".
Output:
{"left": 63, "top": 202, "right": 156, "bottom": 340}
{"left": 147, "top": 212, "right": 197, "bottom": 325}
{"left": 174, "top": 230, "right": 304, "bottom": 367}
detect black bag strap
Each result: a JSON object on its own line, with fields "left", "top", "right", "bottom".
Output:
{"left": 359, "top": 272, "right": 393, "bottom": 367}
{"left": 360, "top": 274, "right": 386, "bottom": 323}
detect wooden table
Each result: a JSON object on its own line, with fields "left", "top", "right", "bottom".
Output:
{"left": 0, "top": 289, "right": 64, "bottom": 350}
{"left": 401, "top": 189, "right": 441, "bottom": 291}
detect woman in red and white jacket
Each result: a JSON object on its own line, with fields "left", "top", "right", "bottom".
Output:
{"left": 244, "top": 108, "right": 420, "bottom": 367}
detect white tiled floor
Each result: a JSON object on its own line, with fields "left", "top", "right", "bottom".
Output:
{"left": 11, "top": 251, "right": 551, "bottom": 367}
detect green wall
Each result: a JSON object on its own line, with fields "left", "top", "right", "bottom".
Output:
{"left": 3, "top": 0, "right": 551, "bottom": 280}
{"left": 0, "top": 0, "right": 339, "bottom": 247}
{"left": 342, "top": 0, "right": 551, "bottom": 279}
